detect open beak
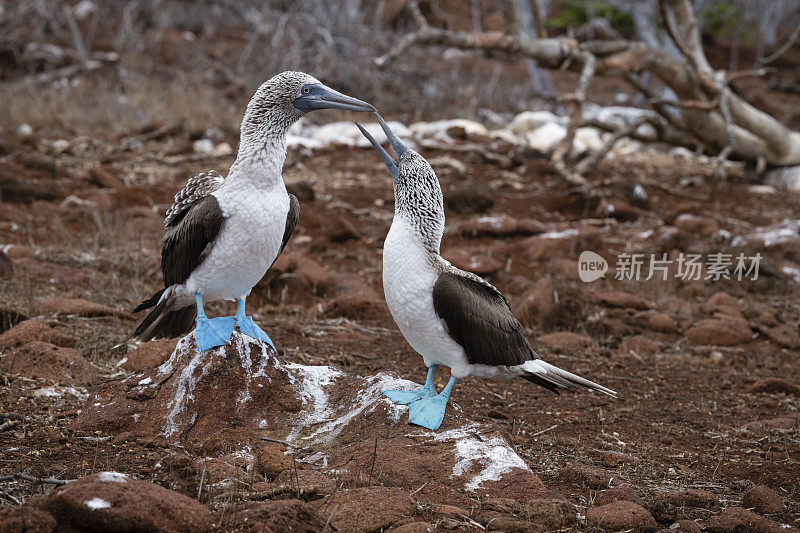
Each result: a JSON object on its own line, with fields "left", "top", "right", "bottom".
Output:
{"left": 292, "top": 83, "right": 375, "bottom": 113}
{"left": 355, "top": 113, "right": 407, "bottom": 180}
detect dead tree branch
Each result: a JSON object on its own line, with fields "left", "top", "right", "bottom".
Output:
{"left": 375, "top": 0, "right": 800, "bottom": 171}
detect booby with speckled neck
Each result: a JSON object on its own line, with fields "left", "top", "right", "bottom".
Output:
{"left": 129, "top": 71, "right": 374, "bottom": 351}
{"left": 356, "top": 114, "right": 617, "bottom": 431}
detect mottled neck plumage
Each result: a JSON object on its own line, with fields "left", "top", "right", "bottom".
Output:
{"left": 393, "top": 151, "right": 445, "bottom": 255}
{"left": 227, "top": 88, "right": 303, "bottom": 188}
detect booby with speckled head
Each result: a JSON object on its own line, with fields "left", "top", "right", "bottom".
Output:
{"left": 356, "top": 114, "right": 617, "bottom": 431}
{"left": 129, "top": 71, "right": 374, "bottom": 351}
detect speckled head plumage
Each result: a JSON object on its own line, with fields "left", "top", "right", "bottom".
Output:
{"left": 357, "top": 114, "right": 445, "bottom": 254}
{"left": 241, "top": 71, "right": 374, "bottom": 147}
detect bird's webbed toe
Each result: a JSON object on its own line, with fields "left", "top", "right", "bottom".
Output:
{"left": 236, "top": 315, "right": 276, "bottom": 350}
{"left": 195, "top": 316, "right": 236, "bottom": 351}
{"left": 382, "top": 387, "right": 436, "bottom": 405}
{"left": 408, "top": 395, "right": 450, "bottom": 431}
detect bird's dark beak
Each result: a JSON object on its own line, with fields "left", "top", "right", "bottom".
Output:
{"left": 355, "top": 113, "right": 408, "bottom": 180}
{"left": 356, "top": 121, "right": 398, "bottom": 179}
{"left": 374, "top": 112, "right": 408, "bottom": 164}
{"left": 292, "top": 83, "right": 375, "bottom": 113}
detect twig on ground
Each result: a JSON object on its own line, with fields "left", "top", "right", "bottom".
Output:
{"left": 0, "top": 473, "right": 72, "bottom": 485}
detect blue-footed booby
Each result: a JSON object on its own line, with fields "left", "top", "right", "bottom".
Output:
{"left": 130, "top": 71, "right": 374, "bottom": 351}
{"left": 356, "top": 114, "right": 617, "bottom": 431}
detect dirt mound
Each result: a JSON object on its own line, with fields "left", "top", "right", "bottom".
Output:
{"left": 72, "top": 332, "right": 548, "bottom": 505}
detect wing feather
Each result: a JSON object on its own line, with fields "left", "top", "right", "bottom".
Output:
{"left": 432, "top": 270, "right": 533, "bottom": 367}
{"left": 165, "top": 170, "right": 224, "bottom": 228}
{"left": 161, "top": 195, "right": 225, "bottom": 287}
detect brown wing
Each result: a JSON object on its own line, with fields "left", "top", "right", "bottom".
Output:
{"left": 432, "top": 271, "right": 534, "bottom": 366}
{"left": 161, "top": 195, "right": 225, "bottom": 287}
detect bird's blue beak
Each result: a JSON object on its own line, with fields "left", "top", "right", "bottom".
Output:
{"left": 355, "top": 113, "right": 407, "bottom": 180}
{"left": 292, "top": 83, "right": 375, "bottom": 113}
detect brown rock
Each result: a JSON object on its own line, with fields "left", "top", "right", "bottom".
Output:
{"left": 240, "top": 499, "right": 326, "bottom": 532}
{"left": 264, "top": 253, "right": 333, "bottom": 297}
{"left": 619, "top": 335, "right": 659, "bottom": 357}
{"left": 0, "top": 504, "right": 56, "bottom": 533}
{"left": 744, "top": 416, "right": 799, "bottom": 432}
{"left": 665, "top": 489, "right": 720, "bottom": 510}
{"left": 441, "top": 248, "right": 503, "bottom": 275}
{"left": 585, "top": 500, "right": 657, "bottom": 531}
{"left": 87, "top": 166, "right": 127, "bottom": 190}
{"left": 0, "top": 341, "right": 97, "bottom": 383}
{"left": 558, "top": 464, "right": 611, "bottom": 490}
{"left": 0, "top": 249, "right": 11, "bottom": 275}
{"left": 585, "top": 290, "right": 653, "bottom": 310}
{"left": 446, "top": 182, "right": 494, "bottom": 214}
{"left": 454, "top": 215, "right": 545, "bottom": 238}
{"left": 746, "top": 378, "right": 800, "bottom": 396}
{"left": 0, "top": 319, "right": 76, "bottom": 349}
{"left": 706, "top": 507, "right": 796, "bottom": 533}
{"left": 643, "top": 312, "right": 679, "bottom": 333}
{"left": 538, "top": 331, "right": 592, "bottom": 352}
{"left": 513, "top": 277, "right": 554, "bottom": 327}
{"left": 316, "top": 487, "right": 415, "bottom": 533}
{"left": 595, "top": 485, "right": 642, "bottom": 506}
{"left": 702, "top": 292, "right": 743, "bottom": 320}
{"left": 286, "top": 180, "right": 315, "bottom": 202}
{"left": 598, "top": 198, "right": 640, "bottom": 221}
{"left": 758, "top": 324, "right": 800, "bottom": 349}
{"left": 673, "top": 213, "right": 718, "bottom": 237}
{"left": 326, "top": 216, "right": 362, "bottom": 242}
{"left": 520, "top": 226, "right": 601, "bottom": 262}
{"left": 685, "top": 318, "right": 752, "bottom": 346}
{"left": 430, "top": 504, "right": 469, "bottom": 520}
{"left": 122, "top": 338, "right": 178, "bottom": 372}
{"left": 45, "top": 472, "right": 212, "bottom": 532}
{"left": 255, "top": 441, "right": 293, "bottom": 479}
{"left": 39, "top": 297, "right": 133, "bottom": 319}
{"left": 519, "top": 499, "right": 577, "bottom": 529}
{"left": 742, "top": 485, "right": 785, "bottom": 514}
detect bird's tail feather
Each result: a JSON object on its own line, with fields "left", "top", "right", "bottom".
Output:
{"left": 127, "top": 296, "right": 196, "bottom": 344}
{"left": 133, "top": 289, "right": 165, "bottom": 313}
{"left": 521, "top": 359, "right": 617, "bottom": 398}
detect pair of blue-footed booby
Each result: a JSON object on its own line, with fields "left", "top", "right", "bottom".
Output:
{"left": 356, "top": 115, "right": 617, "bottom": 430}
{"left": 130, "top": 71, "right": 374, "bottom": 351}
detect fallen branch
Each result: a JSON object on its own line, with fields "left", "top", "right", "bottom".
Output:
{"left": 0, "top": 473, "right": 72, "bottom": 486}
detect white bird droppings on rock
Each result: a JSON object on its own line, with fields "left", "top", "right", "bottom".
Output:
{"left": 85, "top": 497, "right": 111, "bottom": 510}
{"left": 97, "top": 471, "right": 128, "bottom": 483}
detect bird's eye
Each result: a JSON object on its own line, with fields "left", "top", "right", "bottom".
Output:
{"left": 303, "top": 87, "right": 310, "bottom": 94}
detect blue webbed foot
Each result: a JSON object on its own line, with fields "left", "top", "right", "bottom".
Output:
{"left": 236, "top": 315, "right": 276, "bottom": 350}
{"left": 195, "top": 316, "right": 235, "bottom": 351}
{"left": 382, "top": 387, "right": 436, "bottom": 405}
{"left": 408, "top": 395, "right": 449, "bottom": 431}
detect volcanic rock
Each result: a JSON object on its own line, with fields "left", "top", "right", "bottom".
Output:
{"left": 595, "top": 485, "right": 643, "bottom": 506}
{"left": 585, "top": 500, "right": 657, "bottom": 531}
{"left": 122, "top": 338, "right": 178, "bottom": 372}
{"left": 706, "top": 506, "right": 796, "bottom": 533}
{"left": 742, "top": 485, "right": 785, "bottom": 515}
{"left": 73, "top": 332, "right": 546, "bottom": 505}
{"left": 239, "top": 499, "right": 326, "bottom": 532}
{"left": 513, "top": 276, "right": 554, "bottom": 326}
{"left": 746, "top": 378, "right": 800, "bottom": 396}
{"left": 446, "top": 182, "right": 494, "bottom": 214}
{"left": 45, "top": 472, "right": 212, "bottom": 532}
{"left": 0, "top": 342, "right": 97, "bottom": 383}
{"left": 585, "top": 290, "right": 653, "bottom": 310}
{"left": 0, "top": 503, "right": 56, "bottom": 533}
{"left": 0, "top": 319, "right": 76, "bottom": 349}
{"left": 537, "top": 332, "right": 593, "bottom": 352}
{"left": 39, "top": 297, "right": 133, "bottom": 319}
{"left": 685, "top": 318, "right": 752, "bottom": 346}
{"left": 558, "top": 464, "right": 611, "bottom": 490}
{"left": 441, "top": 248, "right": 503, "bottom": 275}
{"left": 520, "top": 227, "right": 601, "bottom": 262}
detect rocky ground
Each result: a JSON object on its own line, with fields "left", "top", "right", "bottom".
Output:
{"left": 1, "top": 107, "right": 799, "bottom": 532}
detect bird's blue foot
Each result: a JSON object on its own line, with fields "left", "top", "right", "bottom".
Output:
{"left": 408, "top": 395, "right": 450, "bottom": 430}
{"left": 407, "top": 374, "right": 456, "bottom": 431}
{"left": 383, "top": 387, "right": 436, "bottom": 405}
{"left": 236, "top": 315, "right": 276, "bottom": 350}
{"left": 195, "top": 316, "right": 235, "bottom": 351}
{"left": 233, "top": 298, "right": 276, "bottom": 350}
{"left": 383, "top": 365, "right": 439, "bottom": 405}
